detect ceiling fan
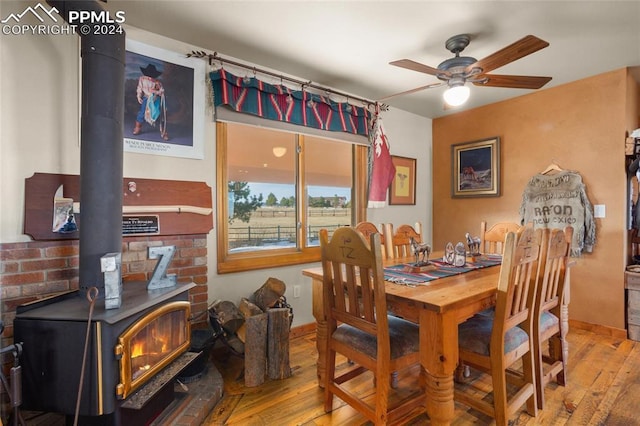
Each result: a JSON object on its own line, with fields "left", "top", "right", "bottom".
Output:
{"left": 382, "top": 34, "right": 552, "bottom": 106}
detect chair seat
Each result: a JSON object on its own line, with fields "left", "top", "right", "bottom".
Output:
{"left": 540, "top": 310, "right": 559, "bottom": 334}
{"left": 477, "top": 309, "right": 558, "bottom": 333}
{"left": 476, "top": 307, "right": 495, "bottom": 317}
{"left": 458, "top": 314, "right": 529, "bottom": 356}
{"left": 333, "top": 315, "right": 419, "bottom": 359}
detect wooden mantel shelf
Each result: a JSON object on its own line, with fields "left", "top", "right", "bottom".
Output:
{"left": 24, "top": 173, "right": 213, "bottom": 240}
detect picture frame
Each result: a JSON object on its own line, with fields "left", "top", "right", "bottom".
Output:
{"left": 451, "top": 137, "right": 500, "bottom": 198}
{"left": 388, "top": 156, "right": 416, "bottom": 205}
{"left": 123, "top": 39, "right": 205, "bottom": 159}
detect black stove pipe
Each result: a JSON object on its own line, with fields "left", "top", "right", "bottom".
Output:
{"left": 47, "top": 0, "right": 125, "bottom": 293}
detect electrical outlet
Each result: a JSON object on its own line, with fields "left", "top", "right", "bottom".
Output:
{"left": 293, "top": 285, "right": 301, "bottom": 298}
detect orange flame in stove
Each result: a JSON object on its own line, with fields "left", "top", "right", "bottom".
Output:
{"left": 131, "top": 341, "right": 145, "bottom": 359}
{"left": 130, "top": 334, "right": 169, "bottom": 360}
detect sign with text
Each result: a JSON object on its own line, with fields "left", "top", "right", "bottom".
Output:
{"left": 122, "top": 215, "right": 159, "bottom": 236}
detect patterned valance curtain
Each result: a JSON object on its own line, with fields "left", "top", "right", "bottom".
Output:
{"left": 210, "top": 69, "right": 372, "bottom": 137}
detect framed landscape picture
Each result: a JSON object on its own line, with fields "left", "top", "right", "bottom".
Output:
{"left": 451, "top": 137, "right": 500, "bottom": 198}
{"left": 389, "top": 156, "right": 416, "bottom": 205}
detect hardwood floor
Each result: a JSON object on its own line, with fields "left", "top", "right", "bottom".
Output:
{"left": 205, "top": 328, "right": 640, "bottom": 425}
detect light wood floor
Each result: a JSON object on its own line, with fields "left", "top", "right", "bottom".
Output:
{"left": 205, "top": 328, "right": 640, "bottom": 425}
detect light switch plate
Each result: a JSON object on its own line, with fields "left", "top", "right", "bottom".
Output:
{"left": 594, "top": 204, "right": 606, "bottom": 218}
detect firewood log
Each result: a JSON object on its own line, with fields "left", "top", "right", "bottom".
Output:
{"left": 210, "top": 300, "right": 244, "bottom": 334}
{"left": 225, "top": 334, "right": 245, "bottom": 355}
{"left": 236, "top": 298, "right": 264, "bottom": 343}
{"left": 244, "top": 312, "right": 268, "bottom": 387}
{"left": 238, "top": 297, "right": 264, "bottom": 317}
{"left": 267, "top": 307, "right": 292, "bottom": 380}
{"left": 252, "top": 277, "right": 287, "bottom": 311}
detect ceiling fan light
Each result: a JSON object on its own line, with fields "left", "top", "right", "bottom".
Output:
{"left": 443, "top": 85, "right": 470, "bottom": 107}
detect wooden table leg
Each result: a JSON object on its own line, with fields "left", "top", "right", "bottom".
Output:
{"left": 424, "top": 372, "right": 455, "bottom": 425}
{"left": 420, "top": 309, "right": 458, "bottom": 425}
{"left": 311, "top": 277, "right": 326, "bottom": 387}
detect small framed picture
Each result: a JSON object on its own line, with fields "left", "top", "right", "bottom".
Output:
{"left": 451, "top": 137, "right": 500, "bottom": 198}
{"left": 388, "top": 156, "right": 416, "bottom": 205}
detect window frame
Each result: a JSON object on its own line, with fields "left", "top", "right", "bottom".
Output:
{"left": 216, "top": 121, "right": 368, "bottom": 273}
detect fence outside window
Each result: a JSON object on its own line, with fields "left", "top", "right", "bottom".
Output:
{"left": 228, "top": 223, "right": 347, "bottom": 250}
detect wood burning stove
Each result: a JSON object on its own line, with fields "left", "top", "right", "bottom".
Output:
{"left": 14, "top": 281, "right": 195, "bottom": 424}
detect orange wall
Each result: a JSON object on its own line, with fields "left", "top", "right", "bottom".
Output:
{"left": 433, "top": 68, "right": 638, "bottom": 330}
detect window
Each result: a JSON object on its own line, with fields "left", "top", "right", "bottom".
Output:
{"left": 216, "top": 121, "right": 368, "bottom": 273}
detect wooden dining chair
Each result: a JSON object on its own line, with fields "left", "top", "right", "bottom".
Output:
{"left": 355, "top": 221, "right": 387, "bottom": 259}
{"left": 532, "top": 226, "right": 573, "bottom": 409}
{"left": 456, "top": 221, "right": 522, "bottom": 382}
{"left": 358, "top": 221, "right": 411, "bottom": 389}
{"left": 480, "top": 221, "right": 522, "bottom": 255}
{"left": 382, "top": 222, "right": 423, "bottom": 259}
{"left": 319, "top": 227, "right": 426, "bottom": 425}
{"left": 455, "top": 226, "right": 542, "bottom": 426}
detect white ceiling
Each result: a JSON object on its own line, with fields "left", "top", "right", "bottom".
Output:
{"left": 107, "top": 0, "right": 640, "bottom": 118}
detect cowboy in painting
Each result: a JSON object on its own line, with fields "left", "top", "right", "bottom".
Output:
{"left": 133, "top": 64, "right": 169, "bottom": 141}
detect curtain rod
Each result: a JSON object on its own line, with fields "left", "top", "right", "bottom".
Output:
{"left": 187, "top": 50, "right": 381, "bottom": 110}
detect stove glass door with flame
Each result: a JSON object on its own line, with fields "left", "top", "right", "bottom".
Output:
{"left": 115, "top": 301, "right": 191, "bottom": 400}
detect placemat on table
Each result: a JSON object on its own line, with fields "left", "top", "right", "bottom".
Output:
{"left": 384, "top": 254, "right": 502, "bottom": 285}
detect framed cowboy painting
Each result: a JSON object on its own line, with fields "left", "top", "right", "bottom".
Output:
{"left": 123, "top": 39, "right": 205, "bottom": 159}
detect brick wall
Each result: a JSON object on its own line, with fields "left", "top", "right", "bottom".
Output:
{"left": 0, "top": 234, "right": 209, "bottom": 350}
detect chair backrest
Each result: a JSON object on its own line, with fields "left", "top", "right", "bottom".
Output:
{"left": 491, "top": 226, "right": 542, "bottom": 355}
{"left": 382, "top": 222, "right": 423, "bottom": 259}
{"left": 630, "top": 228, "right": 640, "bottom": 261}
{"left": 480, "top": 221, "right": 523, "bottom": 255}
{"left": 355, "top": 222, "right": 386, "bottom": 258}
{"left": 536, "top": 227, "right": 573, "bottom": 314}
{"left": 319, "top": 227, "right": 388, "bottom": 340}
{"left": 355, "top": 221, "right": 380, "bottom": 239}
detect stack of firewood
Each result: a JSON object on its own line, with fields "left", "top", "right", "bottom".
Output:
{"left": 209, "top": 277, "right": 293, "bottom": 387}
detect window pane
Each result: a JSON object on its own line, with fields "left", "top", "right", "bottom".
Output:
{"left": 304, "top": 136, "right": 352, "bottom": 246}
{"left": 226, "top": 122, "right": 297, "bottom": 252}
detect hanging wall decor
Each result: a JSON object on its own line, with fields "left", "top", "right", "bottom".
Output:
{"left": 388, "top": 155, "right": 416, "bottom": 205}
{"left": 451, "top": 137, "right": 500, "bottom": 198}
{"left": 124, "top": 40, "right": 205, "bottom": 159}
{"left": 209, "top": 69, "right": 371, "bottom": 137}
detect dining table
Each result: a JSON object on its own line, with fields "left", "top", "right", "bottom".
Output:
{"left": 301, "top": 253, "right": 502, "bottom": 426}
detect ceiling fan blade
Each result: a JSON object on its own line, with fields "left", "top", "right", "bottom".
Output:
{"left": 378, "top": 82, "right": 444, "bottom": 101}
{"left": 465, "top": 35, "right": 549, "bottom": 75}
{"left": 472, "top": 74, "right": 552, "bottom": 89}
{"left": 389, "top": 59, "right": 447, "bottom": 77}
